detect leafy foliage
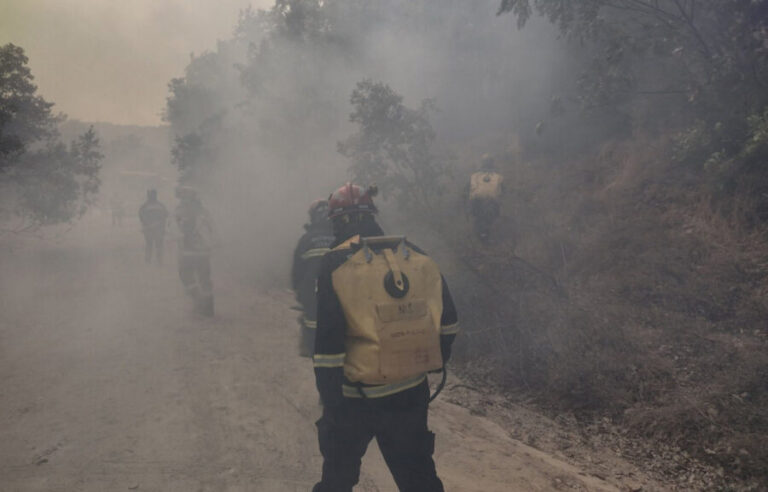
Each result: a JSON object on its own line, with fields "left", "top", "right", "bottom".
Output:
{"left": 500, "top": 1, "right": 768, "bottom": 115}
{"left": 164, "top": 1, "right": 354, "bottom": 188}
{"left": 499, "top": 0, "right": 768, "bottom": 225}
{"left": 338, "top": 80, "right": 447, "bottom": 213}
{"left": 171, "top": 132, "right": 215, "bottom": 185}
{"left": 0, "top": 44, "right": 58, "bottom": 169}
{"left": 0, "top": 44, "right": 102, "bottom": 228}
{"left": 15, "top": 128, "right": 102, "bottom": 225}
{"left": 672, "top": 109, "right": 768, "bottom": 223}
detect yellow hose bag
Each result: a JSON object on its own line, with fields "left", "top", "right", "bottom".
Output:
{"left": 332, "top": 237, "right": 443, "bottom": 385}
{"left": 470, "top": 171, "right": 503, "bottom": 200}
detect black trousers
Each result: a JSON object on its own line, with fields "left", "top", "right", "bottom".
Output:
{"left": 313, "top": 381, "right": 444, "bottom": 492}
{"left": 143, "top": 232, "right": 164, "bottom": 264}
{"left": 470, "top": 197, "right": 499, "bottom": 239}
{"left": 178, "top": 254, "right": 213, "bottom": 315}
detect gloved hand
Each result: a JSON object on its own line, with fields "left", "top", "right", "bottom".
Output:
{"left": 315, "top": 367, "right": 345, "bottom": 408}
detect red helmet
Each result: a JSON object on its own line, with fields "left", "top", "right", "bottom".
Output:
{"left": 328, "top": 183, "right": 378, "bottom": 218}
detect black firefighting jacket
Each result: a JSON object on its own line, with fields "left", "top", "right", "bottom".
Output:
{"left": 291, "top": 223, "right": 335, "bottom": 323}
{"left": 175, "top": 199, "right": 214, "bottom": 257}
{"left": 139, "top": 199, "right": 168, "bottom": 235}
{"left": 313, "top": 233, "right": 459, "bottom": 408}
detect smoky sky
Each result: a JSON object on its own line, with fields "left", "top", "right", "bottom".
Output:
{"left": 0, "top": 0, "right": 272, "bottom": 126}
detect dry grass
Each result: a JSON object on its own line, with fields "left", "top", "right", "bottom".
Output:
{"left": 442, "top": 133, "right": 768, "bottom": 486}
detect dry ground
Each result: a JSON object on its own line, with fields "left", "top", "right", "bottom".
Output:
{"left": 0, "top": 213, "right": 661, "bottom": 491}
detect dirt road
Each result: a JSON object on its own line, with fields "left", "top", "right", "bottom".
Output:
{"left": 0, "top": 217, "right": 632, "bottom": 491}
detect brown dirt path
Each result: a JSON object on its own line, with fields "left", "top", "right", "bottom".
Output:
{"left": 0, "top": 215, "right": 649, "bottom": 491}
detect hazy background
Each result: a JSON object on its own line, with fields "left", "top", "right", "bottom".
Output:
{"left": 154, "top": 1, "right": 568, "bottom": 284}
{"left": 3, "top": 2, "right": 768, "bottom": 487}
{"left": 0, "top": 0, "right": 568, "bottom": 278}
{"left": 0, "top": 0, "right": 272, "bottom": 125}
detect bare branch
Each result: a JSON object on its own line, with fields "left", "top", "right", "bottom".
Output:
{"left": 672, "top": 0, "right": 712, "bottom": 57}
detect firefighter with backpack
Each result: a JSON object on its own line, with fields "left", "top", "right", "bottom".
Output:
{"left": 312, "top": 183, "right": 459, "bottom": 492}
{"left": 468, "top": 154, "right": 504, "bottom": 242}
{"left": 175, "top": 185, "right": 216, "bottom": 316}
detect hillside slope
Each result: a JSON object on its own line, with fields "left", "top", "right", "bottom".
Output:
{"left": 434, "top": 135, "right": 768, "bottom": 489}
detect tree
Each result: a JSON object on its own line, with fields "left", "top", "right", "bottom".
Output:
{"left": 0, "top": 44, "right": 58, "bottom": 169}
{"left": 338, "top": 80, "right": 447, "bottom": 214}
{"left": 14, "top": 128, "right": 102, "bottom": 225}
{"left": 498, "top": 0, "right": 768, "bottom": 222}
{"left": 499, "top": 1, "right": 768, "bottom": 117}
{"left": 0, "top": 43, "right": 102, "bottom": 229}
{"left": 171, "top": 132, "right": 215, "bottom": 185}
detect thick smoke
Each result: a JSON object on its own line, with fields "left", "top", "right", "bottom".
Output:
{"left": 165, "top": 0, "right": 564, "bottom": 284}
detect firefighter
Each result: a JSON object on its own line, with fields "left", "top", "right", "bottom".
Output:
{"left": 175, "top": 186, "right": 215, "bottom": 316}
{"left": 291, "top": 200, "right": 335, "bottom": 357}
{"left": 312, "top": 183, "right": 459, "bottom": 492}
{"left": 468, "top": 154, "right": 504, "bottom": 242}
{"left": 138, "top": 189, "right": 169, "bottom": 265}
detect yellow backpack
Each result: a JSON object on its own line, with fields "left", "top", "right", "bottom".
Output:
{"left": 332, "top": 236, "right": 443, "bottom": 384}
{"left": 469, "top": 171, "right": 503, "bottom": 200}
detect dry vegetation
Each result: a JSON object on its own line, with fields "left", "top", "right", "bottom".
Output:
{"left": 444, "top": 134, "right": 768, "bottom": 488}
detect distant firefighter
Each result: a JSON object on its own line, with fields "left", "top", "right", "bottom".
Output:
{"left": 175, "top": 186, "right": 215, "bottom": 316}
{"left": 138, "top": 189, "right": 169, "bottom": 265}
{"left": 291, "top": 200, "right": 335, "bottom": 357}
{"left": 468, "top": 154, "right": 504, "bottom": 242}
